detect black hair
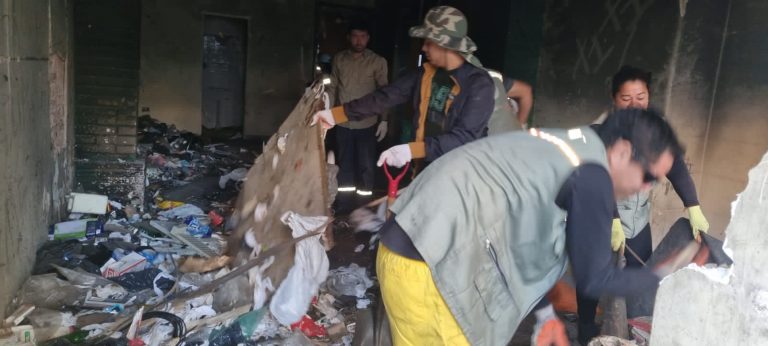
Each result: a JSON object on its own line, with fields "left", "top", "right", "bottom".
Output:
{"left": 611, "top": 65, "right": 652, "bottom": 97}
{"left": 347, "top": 20, "right": 370, "bottom": 34}
{"left": 597, "top": 108, "right": 684, "bottom": 166}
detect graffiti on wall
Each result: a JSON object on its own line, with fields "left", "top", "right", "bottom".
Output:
{"left": 571, "top": 0, "right": 654, "bottom": 79}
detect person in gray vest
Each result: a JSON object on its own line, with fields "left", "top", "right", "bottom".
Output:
{"left": 504, "top": 75, "right": 533, "bottom": 127}
{"left": 485, "top": 71, "right": 533, "bottom": 134}
{"left": 375, "top": 108, "right": 681, "bottom": 345}
{"left": 577, "top": 66, "right": 710, "bottom": 343}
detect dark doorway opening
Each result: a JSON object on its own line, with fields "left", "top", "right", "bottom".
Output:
{"left": 202, "top": 15, "right": 247, "bottom": 139}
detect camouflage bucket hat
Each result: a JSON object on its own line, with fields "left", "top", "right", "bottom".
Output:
{"left": 408, "top": 6, "right": 477, "bottom": 55}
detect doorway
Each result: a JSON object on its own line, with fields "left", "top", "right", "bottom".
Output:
{"left": 202, "top": 15, "right": 247, "bottom": 136}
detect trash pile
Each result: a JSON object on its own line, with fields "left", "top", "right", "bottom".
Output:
{"left": 1, "top": 116, "right": 378, "bottom": 346}
{"left": 138, "top": 115, "right": 254, "bottom": 213}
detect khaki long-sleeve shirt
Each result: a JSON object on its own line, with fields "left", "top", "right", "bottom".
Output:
{"left": 328, "top": 49, "right": 388, "bottom": 129}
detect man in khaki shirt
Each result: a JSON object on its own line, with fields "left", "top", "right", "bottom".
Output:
{"left": 327, "top": 21, "right": 388, "bottom": 204}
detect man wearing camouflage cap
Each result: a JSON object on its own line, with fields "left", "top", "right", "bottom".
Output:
{"left": 312, "top": 6, "right": 495, "bottom": 170}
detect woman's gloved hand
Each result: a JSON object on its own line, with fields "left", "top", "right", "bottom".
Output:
{"left": 687, "top": 205, "right": 710, "bottom": 242}
{"left": 610, "top": 218, "right": 625, "bottom": 252}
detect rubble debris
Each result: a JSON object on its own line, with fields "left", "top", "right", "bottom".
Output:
{"left": 6, "top": 82, "right": 382, "bottom": 346}
{"left": 178, "top": 255, "right": 232, "bottom": 273}
{"left": 587, "top": 335, "right": 638, "bottom": 346}
{"left": 325, "top": 263, "right": 374, "bottom": 298}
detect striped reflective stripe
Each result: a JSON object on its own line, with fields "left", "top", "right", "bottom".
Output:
{"left": 528, "top": 128, "right": 581, "bottom": 166}
{"left": 356, "top": 190, "right": 373, "bottom": 196}
{"left": 337, "top": 186, "right": 356, "bottom": 192}
{"left": 487, "top": 70, "right": 503, "bottom": 82}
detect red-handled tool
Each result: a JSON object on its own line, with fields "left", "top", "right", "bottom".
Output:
{"left": 383, "top": 162, "right": 410, "bottom": 218}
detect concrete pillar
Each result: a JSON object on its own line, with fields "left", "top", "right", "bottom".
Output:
{"left": 0, "top": 0, "right": 75, "bottom": 317}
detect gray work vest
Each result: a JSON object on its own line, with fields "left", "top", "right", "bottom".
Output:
{"left": 462, "top": 55, "right": 521, "bottom": 135}
{"left": 486, "top": 69, "right": 521, "bottom": 135}
{"left": 617, "top": 190, "right": 651, "bottom": 239}
{"left": 391, "top": 127, "right": 608, "bottom": 345}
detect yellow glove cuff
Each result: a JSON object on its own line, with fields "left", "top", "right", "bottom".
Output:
{"left": 687, "top": 205, "right": 710, "bottom": 241}
{"left": 610, "top": 218, "right": 625, "bottom": 252}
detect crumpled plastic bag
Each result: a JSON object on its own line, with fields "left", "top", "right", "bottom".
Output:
{"left": 14, "top": 274, "right": 87, "bottom": 310}
{"left": 53, "top": 264, "right": 117, "bottom": 287}
{"left": 269, "top": 212, "right": 329, "bottom": 326}
{"left": 212, "top": 268, "right": 253, "bottom": 312}
{"left": 349, "top": 202, "right": 387, "bottom": 232}
{"left": 26, "top": 308, "right": 77, "bottom": 342}
{"left": 314, "top": 293, "right": 341, "bottom": 323}
{"left": 158, "top": 204, "right": 205, "bottom": 219}
{"left": 325, "top": 263, "right": 374, "bottom": 298}
{"left": 249, "top": 255, "right": 275, "bottom": 310}
{"left": 219, "top": 167, "right": 248, "bottom": 189}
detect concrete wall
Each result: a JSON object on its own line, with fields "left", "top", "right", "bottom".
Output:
{"left": 534, "top": 0, "right": 768, "bottom": 242}
{"left": 139, "top": 0, "right": 316, "bottom": 136}
{"left": 696, "top": 0, "right": 768, "bottom": 235}
{"left": 0, "top": 0, "right": 74, "bottom": 316}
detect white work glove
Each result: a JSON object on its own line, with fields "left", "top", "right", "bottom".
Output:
{"left": 531, "top": 304, "right": 569, "bottom": 346}
{"left": 375, "top": 121, "right": 388, "bottom": 142}
{"left": 376, "top": 144, "right": 412, "bottom": 168}
{"left": 310, "top": 109, "right": 335, "bottom": 130}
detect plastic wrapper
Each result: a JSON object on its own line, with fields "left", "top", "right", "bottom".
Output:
{"left": 14, "top": 274, "right": 86, "bottom": 310}
{"left": 25, "top": 308, "right": 76, "bottom": 342}
{"left": 108, "top": 268, "right": 161, "bottom": 291}
{"left": 52, "top": 264, "right": 116, "bottom": 287}
{"left": 325, "top": 263, "right": 373, "bottom": 298}
{"left": 32, "top": 240, "right": 109, "bottom": 275}
{"left": 212, "top": 269, "right": 253, "bottom": 312}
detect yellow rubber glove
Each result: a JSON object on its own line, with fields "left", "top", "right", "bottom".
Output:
{"left": 610, "top": 218, "right": 625, "bottom": 252}
{"left": 687, "top": 205, "right": 710, "bottom": 242}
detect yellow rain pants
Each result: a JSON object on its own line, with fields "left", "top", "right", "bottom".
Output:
{"left": 376, "top": 244, "right": 470, "bottom": 346}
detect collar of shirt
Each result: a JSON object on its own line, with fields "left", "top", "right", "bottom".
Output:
{"left": 341, "top": 48, "right": 372, "bottom": 60}
{"left": 444, "top": 62, "right": 474, "bottom": 85}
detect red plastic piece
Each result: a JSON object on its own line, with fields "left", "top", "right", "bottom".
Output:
{"left": 128, "top": 339, "right": 146, "bottom": 346}
{"left": 290, "top": 315, "right": 327, "bottom": 338}
{"left": 208, "top": 210, "right": 224, "bottom": 227}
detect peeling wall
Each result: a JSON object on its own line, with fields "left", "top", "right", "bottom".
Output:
{"left": 49, "top": 0, "right": 76, "bottom": 222}
{"left": 0, "top": 0, "right": 74, "bottom": 316}
{"left": 535, "top": 0, "right": 768, "bottom": 242}
{"left": 648, "top": 0, "right": 729, "bottom": 241}
{"left": 139, "top": 0, "right": 316, "bottom": 136}
{"left": 696, "top": 0, "right": 768, "bottom": 235}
